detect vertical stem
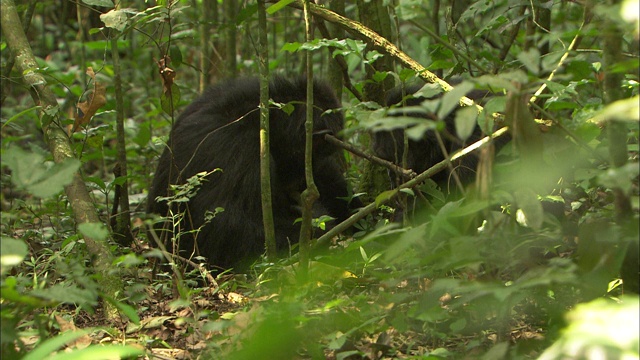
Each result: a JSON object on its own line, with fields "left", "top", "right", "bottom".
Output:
{"left": 225, "top": 0, "right": 237, "bottom": 78}
{"left": 327, "top": 0, "right": 345, "bottom": 98}
{"left": 110, "top": 31, "right": 133, "bottom": 245}
{"left": 602, "top": 0, "right": 632, "bottom": 220}
{"left": 198, "top": 0, "right": 211, "bottom": 92}
{"left": 257, "top": 0, "right": 276, "bottom": 261}
{"left": 298, "top": 0, "right": 318, "bottom": 277}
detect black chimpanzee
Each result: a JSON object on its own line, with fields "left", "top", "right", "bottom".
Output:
{"left": 372, "top": 82, "right": 500, "bottom": 191}
{"left": 147, "top": 77, "right": 359, "bottom": 269}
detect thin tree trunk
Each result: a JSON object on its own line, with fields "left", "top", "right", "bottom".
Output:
{"left": 198, "top": 0, "right": 212, "bottom": 92}
{"left": 258, "top": 0, "right": 277, "bottom": 262}
{"left": 356, "top": 0, "right": 394, "bottom": 105}
{"left": 0, "top": 0, "right": 121, "bottom": 321}
{"left": 224, "top": 0, "right": 238, "bottom": 78}
{"left": 110, "top": 30, "right": 134, "bottom": 246}
{"left": 0, "top": 0, "right": 36, "bottom": 106}
{"left": 601, "top": 0, "right": 637, "bottom": 293}
{"left": 298, "top": 0, "right": 319, "bottom": 278}
{"left": 327, "top": 0, "right": 345, "bottom": 99}
{"left": 602, "top": 0, "right": 632, "bottom": 219}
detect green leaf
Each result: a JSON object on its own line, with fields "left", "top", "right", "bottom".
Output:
{"left": 267, "top": 0, "right": 296, "bottom": 14}
{"left": 22, "top": 330, "right": 91, "bottom": 360}
{"left": 359, "top": 246, "right": 368, "bottom": 262}
{"left": 0, "top": 237, "right": 28, "bottom": 276}
{"left": 236, "top": 3, "right": 258, "bottom": 23}
{"left": 439, "top": 81, "right": 475, "bottom": 120}
{"left": 475, "top": 71, "right": 527, "bottom": 92}
{"left": 598, "top": 163, "right": 639, "bottom": 194}
{"left": 85, "top": 134, "right": 104, "bottom": 149}
{"left": 566, "top": 60, "right": 593, "bottom": 79}
{"left": 78, "top": 223, "right": 109, "bottom": 241}
{"left": 133, "top": 124, "right": 151, "bottom": 147}
{"left": 100, "top": 9, "right": 128, "bottom": 32}
{"left": 81, "top": 0, "right": 114, "bottom": 7}
{"left": 86, "top": 176, "right": 106, "bottom": 190}
{"left": 454, "top": 106, "right": 478, "bottom": 142}
{"left": 428, "top": 59, "right": 455, "bottom": 71}
{"left": 3, "top": 146, "right": 81, "bottom": 198}
{"left": 31, "top": 284, "right": 98, "bottom": 307}
{"left": 517, "top": 48, "right": 541, "bottom": 75}
{"left": 161, "top": 83, "right": 181, "bottom": 115}
{"left": 514, "top": 189, "right": 544, "bottom": 230}
{"left": 169, "top": 46, "right": 183, "bottom": 68}
{"left": 2, "top": 106, "right": 40, "bottom": 129}
{"left": 538, "top": 296, "right": 639, "bottom": 359}
{"left": 375, "top": 189, "right": 397, "bottom": 207}
{"left": 482, "top": 342, "right": 510, "bottom": 359}
{"left": 282, "top": 42, "right": 301, "bottom": 53}
{"left": 30, "top": 159, "right": 81, "bottom": 198}
{"left": 592, "top": 96, "right": 639, "bottom": 123}
{"left": 1, "top": 277, "right": 53, "bottom": 307}
{"left": 103, "top": 295, "right": 141, "bottom": 325}
{"left": 414, "top": 82, "right": 445, "bottom": 99}
{"left": 449, "top": 318, "right": 467, "bottom": 332}
{"left": 406, "top": 121, "right": 441, "bottom": 140}
{"left": 47, "top": 344, "right": 144, "bottom": 360}
{"left": 478, "top": 96, "right": 506, "bottom": 134}
{"left": 399, "top": 188, "right": 415, "bottom": 196}
{"left": 372, "top": 71, "right": 389, "bottom": 83}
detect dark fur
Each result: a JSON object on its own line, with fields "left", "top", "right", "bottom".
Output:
{"left": 147, "top": 77, "right": 357, "bottom": 269}
{"left": 373, "top": 84, "right": 496, "bottom": 189}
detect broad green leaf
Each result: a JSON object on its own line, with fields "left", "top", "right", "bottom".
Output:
{"left": 22, "top": 330, "right": 91, "bottom": 360}
{"left": 375, "top": 189, "right": 397, "bottom": 207}
{"left": 455, "top": 106, "right": 478, "bottom": 142}
{"left": 82, "top": 0, "right": 113, "bottom": 7}
{"left": 78, "top": 223, "right": 109, "bottom": 241}
{"left": 517, "top": 48, "right": 541, "bottom": 75}
{"left": 3, "top": 146, "right": 80, "bottom": 198}
{"left": 514, "top": 189, "right": 544, "bottom": 230}
{"left": 592, "top": 96, "right": 639, "bottom": 123}
{"left": 267, "top": 0, "right": 296, "bottom": 14}
{"left": 100, "top": 9, "right": 127, "bottom": 32}
{"left": 161, "top": 83, "right": 181, "bottom": 115}
{"left": 439, "top": 81, "right": 475, "bottom": 120}
{"left": 0, "top": 237, "right": 28, "bottom": 275}
{"left": 103, "top": 295, "right": 141, "bottom": 325}
{"left": 47, "top": 344, "right": 144, "bottom": 360}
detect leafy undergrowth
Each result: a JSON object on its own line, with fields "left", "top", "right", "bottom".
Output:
{"left": 5, "top": 252, "right": 552, "bottom": 359}
{"left": 2, "top": 126, "right": 638, "bottom": 359}
{"left": 3, "top": 205, "right": 638, "bottom": 360}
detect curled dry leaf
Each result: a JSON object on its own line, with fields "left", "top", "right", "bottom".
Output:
{"left": 54, "top": 315, "right": 92, "bottom": 350}
{"left": 156, "top": 56, "right": 176, "bottom": 94}
{"left": 72, "top": 67, "right": 107, "bottom": 133}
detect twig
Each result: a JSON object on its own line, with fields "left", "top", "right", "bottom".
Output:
{"left": 316, "top": 126, "right": 510, "bottom": 246}
{"left": 324, "top": 134, "right": 416, "bottom": 180}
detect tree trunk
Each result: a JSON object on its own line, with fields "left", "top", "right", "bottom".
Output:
{"left": 601, "top": 0, "right": 636, "bottom": 293}
{"left": 298, "top": 0, "right": 320, "bottom": 277}
{"left": 224, "top": 0, "right": 238, "bottom": 78}
{"left": 0, "top": 0, "right": 122, "bottom": 320}
{"left": 110, "top": 32, "right": 134, "bottom": 246}
{"left": 258, "top": 0, "right": 277, "bottom": 262}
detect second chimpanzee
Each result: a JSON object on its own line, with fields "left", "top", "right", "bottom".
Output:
{"left": 147, "top": 77, "right": 358, "bottom": 269}
{"left": 372, "top": 82, "right": 500, "bottom": 191}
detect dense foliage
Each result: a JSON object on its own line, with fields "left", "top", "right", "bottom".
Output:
{"left": 1, "top": 0, "right": 638, "bottom": 359}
